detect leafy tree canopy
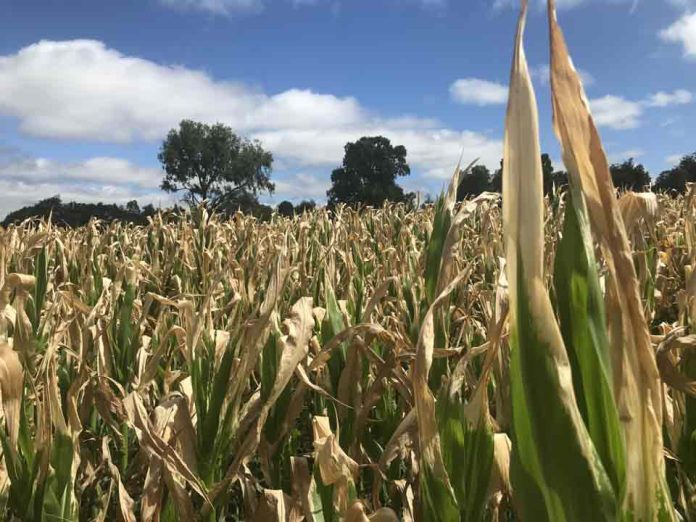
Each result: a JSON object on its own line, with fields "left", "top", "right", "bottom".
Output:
{"left": 295, "top": 200, "right": 316, "bottom": 214}
{"left": 2, "top": 196, "right": 156, "bottom": 228}
{"left": 489, "top": 153, "right": 560, "bottom": 195}
{"left": 277, "top": 200, "right": 294, "bottom": 217}
{"left": 327, "top": 136, "right": 413, "bottom": 207}
{"left": 609, "top": 158, "right": 650, "bottom": 192}
{"left": 457, "top": 165, "right": 491, "bottom": 200}
{"left": 654, "top": 153, "right": 696, "bottom": 194}
{"left": 159, "top": 120, "right": 274, "bottom": 209}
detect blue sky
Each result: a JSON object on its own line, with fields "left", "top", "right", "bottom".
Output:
{"left": 0, "top": 0, "right": 694, "bottom": 215}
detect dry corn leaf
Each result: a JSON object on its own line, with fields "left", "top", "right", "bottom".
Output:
{"left": 548, "top": 0, "right": 672, "bottom": 516}
{"left": 0, "top": 341, "right": 23, "bottom": 448}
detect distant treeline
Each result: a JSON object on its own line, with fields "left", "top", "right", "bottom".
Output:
{"left": 3, "top": 122, "right": 695, "bottom": 228}
{"left": 1, "top": 196, "right": 318, "bottom": 228}
{"left": 1, "top": 197, "right": 156, "bottom": 228}
{"left": 456, "top": 154, "right": 696, "bottom": 200}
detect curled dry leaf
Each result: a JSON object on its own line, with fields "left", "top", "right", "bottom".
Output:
{"left": 252, "top": 489, "right": 288, "bottom": 522}
{"left": 345, "top": 501, "right": 399, "bottom": 522}
{"left": 313, "top": 415, "right": 359, "bottom": 514}
{"left": 618, "top": 191, "right": 658, "bottom": 232}
{"left": 657, "top": 332, "right": 696, "bottom": 396}
{"left": 548, "top": 0, "right": 672, "bottom": 516}
{"left": 123, "top": 392, "right": 209, "bottom": 505}
{"left": 102, "top": 436, "right": 136, "bottom": 522}
{"left": 0, "top": 341, "right": 23, "bottom": 448}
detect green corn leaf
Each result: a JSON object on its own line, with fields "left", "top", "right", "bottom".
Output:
{"left": 510, "top": 262, "right": 618, "bottom": 520}
{"left": 323, "top": 282, "right": 346, "bottom": 395}
{"left": 32, "top": 246, "right": 48, "bottom": 335}
{"left": 504, "top": 3, "right": 619, "bottom": 519}
{"left": 424, "top": 196, "right": 450, "bottom": 306}
{"left": 553, "top": 185, "right": 626, "bottom": 497}
{"left": 314, "top": 466, "right": 337, "bottom": 522}
{"left": 42, "top": 430, "right": 78, "bottom": 521}
{"left": 419, "top": 465, "right": 460, "bottom": 522}
{"left": 436, "top": 390, "right": 494, "bottom": 521}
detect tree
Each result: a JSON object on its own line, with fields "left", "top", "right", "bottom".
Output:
{"left": 277, "top": 200, "right": 294, "bottom": 217}
{"left": 457, "top": 165, "right": 491, "bottom": 200}
{"left": 654, "top": 153, "right": 696, "bottom": 194}
{"left": 2, "top": 197, "right": 149, "bottom": 227}
{"left": 490, "top": 153, "right": 555, "bottom": 194}
{"left": 654, "top": 169, "right": 685, "bottom": 194}
{"left": 551, "top": 170, "right": 568, "bottom": 190}
{"left": 125, "top": 200, "right": 140, "bottom": 214}
{"left": 295, "top": 200, "right": 316, "bottom": 214}
{"left": 541, "top": 153, "right": 554, "bottom": 195}
{"left": 490, "top": 161, "right": 503, "bottom": 193}
{"left": 327, "top": 136, "right": 412, "bottom": 207}
{"left": 159, "top": 120, "right": 274, "bottom": 209}
{"left": 609, "top": 158, "right": 650, "bottom": 192}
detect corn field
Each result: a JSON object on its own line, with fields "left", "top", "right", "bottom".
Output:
{"left": 1, "top": 1, "right": 696, "bottom": 521}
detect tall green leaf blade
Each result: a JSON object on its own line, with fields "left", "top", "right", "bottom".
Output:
{"left": 503, "top": 2, "right": 618, "bottom": 519}
{"left": 419, "top": 465, "right": 460, "bottom": 522}
{"left": 510, "top": 267, "right": 618, "bottom": 520}
{"left": 436, "top": 391, "right": 494, "bottom": 521}
{"left": 554, "top": 186, "right": 626, "bottom": 497}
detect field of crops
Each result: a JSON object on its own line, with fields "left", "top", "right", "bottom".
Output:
{"left": 0, "top": 182, "right": 693, "bottom": 520}
{"left": 1, "top": 2, "right": 696, "bottom": 521}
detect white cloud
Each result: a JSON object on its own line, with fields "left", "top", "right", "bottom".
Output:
{"left": 493, "top": 0, "right": 636, "bottom": 11}
{"left": 0, "top": 180, "right": 168, "bottom": 220}
{"left": 0, "top": 40, "right": 373, "bottom": 142}
{"left": 158, "top": 0, "right": 263, "bottom": 15}
{"left": 665, "top": 0, "right": 696, "bottom": 10}
{"left": 0, "top": 155, "right": 161, "bottom": 189}
{"left": 416, "top": 0, "right": 447, "bottom": 7}
{"left": 660, "top": 12, "right": 696, "bottom": 58}
{"left": 0, "top": 40, "right": 505, "bottom": 212}
{"left": 0, "top": 152, "right": 168, "bottom": 217}
{"left": 253, "top": 127, "right": 501, "bottom": 179}
{"left": 665, "top": 153, "right": 684, "bottom": 165}
{"left": 608, "top": 148, "right": 645, "bottom": 162}
{"left": 590, "top": 95, "right": 643, "bottom": 129}
{"left": 449, "top": 78, "right": 508, "bottom": 106}
{"left": 645, "top": 89, "right": 693, "bottom": 106}
{"left": 530, "top": 64, "right": 595, "bottom": 87}
{"left": 589, "top": 89, "right": 692, "bottom": 130}
{"left": 0, "top": 40, "right": 503, "bottom": 169}
{"left": 273, "top": 173, "right": 331, "bottom": 201}
{"left": 158, "top": 0, "right": 442, "bottom": 14}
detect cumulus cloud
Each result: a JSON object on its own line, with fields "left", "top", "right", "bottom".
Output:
{"left": 530, "top": 64, "right": 595, "bottom": 87}
{"left": 0, "top": 150, "right": 168, "bottom": 217}
{"left": 0, "top": 39, "right": 505, "bottom": 211}
{"left": 645, "top": 89, "right": 693, "bottom": 107}
{"left": 0, "top": 154, "right": 161, "bottom": 189}
{"left": 493, "top": 0, "right": 636, "bottom": 11}
{"left": 0, "top": 40, "right": 503, "bottom": 173}
{"left": 665, "top": 0, "right": 696, "bottom": 8}
{"left": 451, "top": 68, "right": 595, "bottom": 109}
{"left": 273, "top": 173, "right": 331, "bottom": 201}
{"left": 608, "top": 148, "right": 645, "bottom": 162}
{"left": 415, "top": 0, "right": 448, "bottom": 8}
{"left": 0, "top": 40, "right": 370, "bottom": 142}
{"left": 660, "top": 13, "right": 696, "bottom": 58}
{"left": 449, "top": 78, "right": 508, "bottom": 106}
{"left": 158, "top": 0, "right": 445, "bottom": 15}
{"left": 158, "top": 0, "right": 263, "bottom": 15}
{"left": 590, "top": 96, "right": 643, "bottom": 129}
{"left": 589, "top": 89, "right": 692, "bottom": 130}
{"left": 665, "top": 153, "right": 684, "bottom": 165}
